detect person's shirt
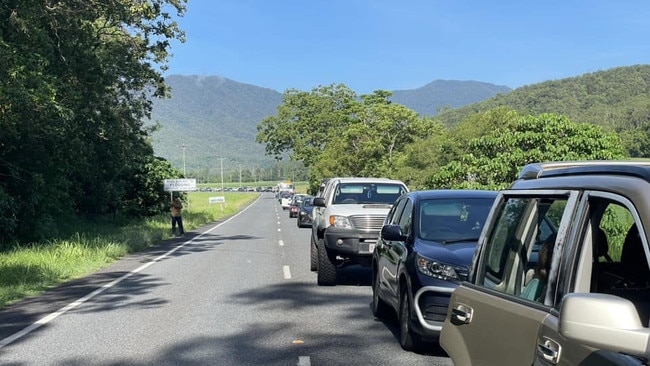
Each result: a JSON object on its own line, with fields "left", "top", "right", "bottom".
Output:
{"left": 171, "top": 200, "right": 183, "bottom": 217}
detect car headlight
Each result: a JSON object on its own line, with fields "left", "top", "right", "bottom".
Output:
{"left": 329, "top": 215, "right": 352, "bottom": 229}
{"left": 416, "top": 254, "right": 461, "bottom": 281}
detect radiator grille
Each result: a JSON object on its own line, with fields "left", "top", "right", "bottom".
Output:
{"left": 349, "top": 215, "right": 386, "bottom": 232}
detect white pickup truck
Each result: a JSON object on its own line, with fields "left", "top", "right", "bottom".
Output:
{"left": 310, "top": 177, "right": 408, "bottom": 286}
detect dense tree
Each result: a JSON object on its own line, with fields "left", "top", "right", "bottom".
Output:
{"left": 256, "top": 84, "right": 358, "bottom": 166}
{"left": 0, "top": 0, "right": 186, "bottom": 242}
{"left": 257, "top": 86, "right": 438, "bottom": 189}
{"left": 430, "top": 111, "right": 626, "bottom": 189}
{"left": 311, "top": 93, "right": 436, "bottom": 178}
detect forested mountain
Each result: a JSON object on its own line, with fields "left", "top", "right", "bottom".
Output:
{"left": 149, "top": 76, "right": 509, "bottom": 174}
{"left": 435, "top": 65, "right": 650, "bottom": 130}
{"left": 390, "top": 80, "right": 511, "bottom": 116}
{"left": 148, "top": 75, "right": 283, "bottom": 174}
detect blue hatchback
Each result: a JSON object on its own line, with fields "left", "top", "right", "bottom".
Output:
{"left": 371, "top": 189, "right": 498, "bottom": 352}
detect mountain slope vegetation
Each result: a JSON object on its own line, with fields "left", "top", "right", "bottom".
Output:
{"left": 149, "top": 75, "right": 283, "bottom": 172}
{"left": 390, "top": 80, "right": 511, "bottom": 116}
{"left": 435, "top": 65, "right": 650, "bottom": 130}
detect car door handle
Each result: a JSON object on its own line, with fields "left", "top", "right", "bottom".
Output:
{"left": 450, "top": 303, "right": 473, "bottom": 325}
{"left": 537, "top": 337, "right": 561, "bottom": 364}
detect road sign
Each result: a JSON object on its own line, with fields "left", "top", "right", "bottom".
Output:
{"left": 164, "top": 179, "right": 197, "bottom": 192}
{"left": 209, "top": 196, "right": 226, "bottom": 203}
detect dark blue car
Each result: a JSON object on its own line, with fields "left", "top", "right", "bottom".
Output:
{"left": 297, "top": 196, "right": 314, "bottom": 228}
{"left": 371, "top": 189, "right": 498, "bottom": 352}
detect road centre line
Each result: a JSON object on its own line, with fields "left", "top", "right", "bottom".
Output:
{"left": 0, "top": 194, "right": 263, "bottom": 350}
{"left": 283, "top": 265, "right": 292, "bottom": 279}
{"left": 279, "top": 240, "right": 284, "bottom": 246}
{"left": 298, "top": 356, "right": 311, "bottom": 366}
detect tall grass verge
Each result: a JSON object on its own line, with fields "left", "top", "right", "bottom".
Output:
{"left": 0, "top": 192, "right": 258, "bottom": 308}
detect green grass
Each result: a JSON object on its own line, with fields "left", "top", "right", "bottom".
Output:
{"left": 0, "top": 192, "right": 259, "bottom": 309}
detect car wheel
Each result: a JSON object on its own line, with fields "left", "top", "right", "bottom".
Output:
{"left": 399, "top": 287, "right": 422, "bottom": 352}
{"left": 317, "top": 239, "right": 337, "bottom": 286}
{"left": 371, "top": 270, "right": 391, "bottom": 319}
{"left": 310, "top": 236, "right": 318, "bottom": 271}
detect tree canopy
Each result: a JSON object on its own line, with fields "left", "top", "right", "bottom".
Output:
{"left": 429, "top": 112, "right": 626, "bottom": 189}
{"left": 256, "top": 85, "right": 440, "bottom": 193}
{"left": 257, "top": 79, "right": 635, "bottom": 194}
{"left": 0, "top": 0, "right": 186, "bottom": 243}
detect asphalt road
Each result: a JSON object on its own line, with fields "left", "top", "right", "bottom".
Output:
{"left": 0, "top": 193, "right": 454, "bottom": 366}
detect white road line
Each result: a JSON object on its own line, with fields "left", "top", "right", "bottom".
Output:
{"left": 283, "top": 265, "right": 292, "bottom": 279}
{"left": 279, "top": 240, "right": 285, "bottom": 246}
{"left": 0, "top": 195, "right": 263, "bottom": 350}
{"left": 298, "top": 356, "right": 311, "bottom": 366}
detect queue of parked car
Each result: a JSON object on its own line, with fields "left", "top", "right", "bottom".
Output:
{"left": 283, "top": 163, "right": 650, "bottom": 364}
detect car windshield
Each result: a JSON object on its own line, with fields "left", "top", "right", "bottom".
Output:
{"left": 333, "top": 183, "right": 407, "bottom": 205}
{"left": 292, "top": 194, "right": 306, "bottom": 204}
{"left": 418, "top": 197, "right": 495, "bottom": 243}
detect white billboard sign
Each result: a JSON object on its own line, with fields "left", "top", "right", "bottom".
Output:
{"left": 164, "top": 179, "right": 197, "bottom": 192}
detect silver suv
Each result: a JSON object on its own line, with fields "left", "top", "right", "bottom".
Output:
{"left": 311, "top": 177, "right": 408, "bottom": 286}
{"left": 440, "top": 161, "right": 650, "bottom": 365}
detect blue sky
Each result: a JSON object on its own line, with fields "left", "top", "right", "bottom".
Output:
{"left": 165, "top": 0, "right": 650, "bottom": 94}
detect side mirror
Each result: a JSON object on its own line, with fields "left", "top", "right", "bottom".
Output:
{"left": 559, "top": 293, "right": 650, "bottom": 357}
{"left": 313, "top": 197, "right": 326, "bottom": 207}
{"left": 381, "top": 224, "right": 407, "bottom": 241}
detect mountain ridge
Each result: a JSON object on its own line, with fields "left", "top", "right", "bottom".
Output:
{"left": 148, "top": 76, "right": 510, "bottom": 174}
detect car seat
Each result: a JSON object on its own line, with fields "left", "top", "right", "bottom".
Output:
{"left": 620, "top": 224, "right": 650, "bottom": 287}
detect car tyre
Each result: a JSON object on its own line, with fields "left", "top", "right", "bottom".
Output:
{"left": 317, "top": 239, "right": 337, "bottom": 286}
{"left": 371, "top": 270, "right": 391, "bottom": 319}
{"left": 310, "top": 236, "right": 318, "bottom": 271}
{"left": 399, "top": 287, "right": 422, "bottom": 352}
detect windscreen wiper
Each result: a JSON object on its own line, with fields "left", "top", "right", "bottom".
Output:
{"left": 443, "top": 237, "right": 480, "bottom": 244}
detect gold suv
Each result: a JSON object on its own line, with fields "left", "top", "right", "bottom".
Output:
{"left": 440, "top": 161, "right": 650, "bottom": 365}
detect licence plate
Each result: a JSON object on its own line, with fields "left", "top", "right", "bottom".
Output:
{"left": 368, "top": 243, "right": 376, "bottom": 253}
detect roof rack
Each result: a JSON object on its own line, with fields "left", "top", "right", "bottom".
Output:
{"left": 518, "top": 160, "right": 650, "bottom": 181}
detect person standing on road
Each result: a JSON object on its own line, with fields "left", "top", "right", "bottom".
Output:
{"left": 171, "top": 197, "right": 185, "bottom": 237}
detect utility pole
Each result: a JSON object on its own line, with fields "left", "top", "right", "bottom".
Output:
{"left": 238, "top": 164, "right": 242, "bottom": 188}
{"left": 179, "top": 143, "right": 189, "bottom": 177}
{"left": 217, "top": 157, "right": 226, "bottom": 193}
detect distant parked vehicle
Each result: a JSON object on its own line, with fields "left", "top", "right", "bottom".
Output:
{"left": 289, "top": 194, "right": 308, "bottom": 218}
{"left": 279, "top": 191, "right": 293, "bottom": 210}
{"left": 297, "top": 196, "right": 315, "bottom": 228}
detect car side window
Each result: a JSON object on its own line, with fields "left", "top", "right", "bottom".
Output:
{"left": 476, "top": 194, "right": 569, "bottom": 306}
{"left": 397, "top": 199, "right": 413, "bottom": 237}
{"left": 387, "top": 197, "right": 407, "bottom": 226}
{"left": 322, "top": 181, "right": 336, "bottom": 202}
{"left": 578, "top": 194, "right": 650, "bottom": 327}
